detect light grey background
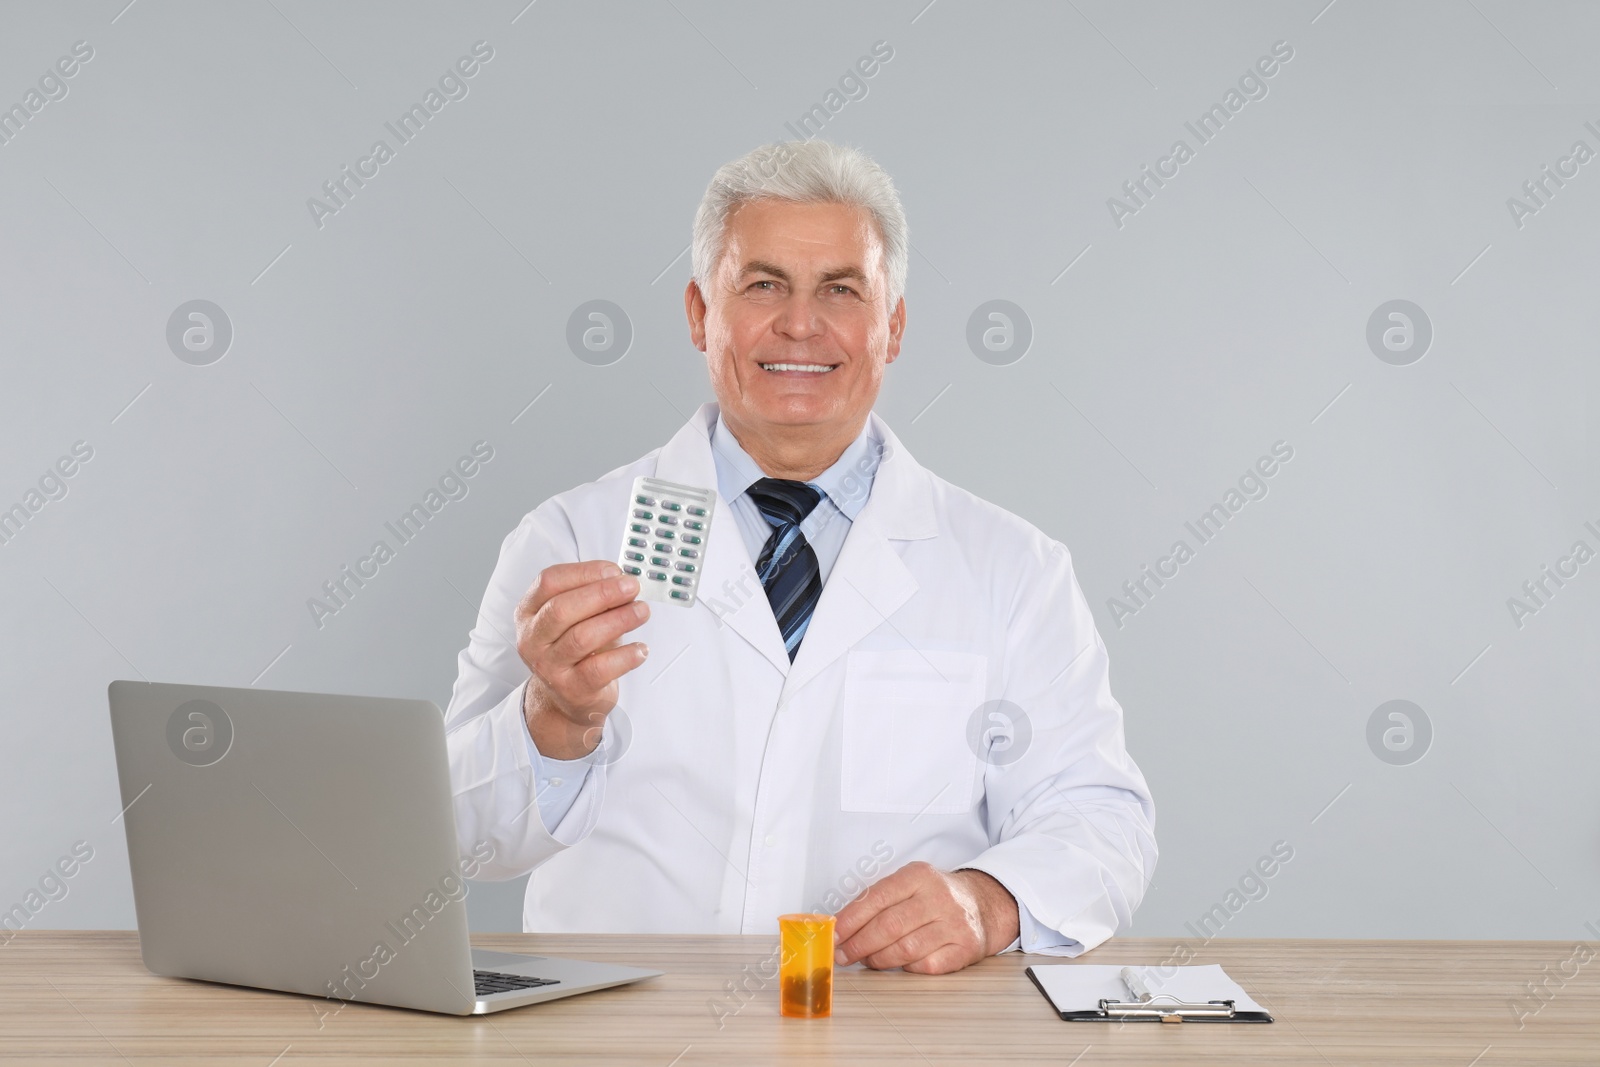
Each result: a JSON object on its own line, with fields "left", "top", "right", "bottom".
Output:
{"left": 2, "top": 0, "right": 1595, "bottom": 944}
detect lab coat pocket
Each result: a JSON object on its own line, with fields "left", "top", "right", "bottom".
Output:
{"left": 839, "top": 650, "right": 987, "bottom": 815}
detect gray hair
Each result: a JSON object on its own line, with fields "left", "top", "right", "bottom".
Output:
{"left": 691, "top": 140, "right": 909, "bottom": 307}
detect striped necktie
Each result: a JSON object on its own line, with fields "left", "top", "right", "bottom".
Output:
{"left": 748, "top": 478, "right": 824, "bottom": 661}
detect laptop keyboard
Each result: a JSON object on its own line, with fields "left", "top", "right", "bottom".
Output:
{"left": 474, "top": 969, "right": 560, "bottom": 997}
{"left": 470, "top": 972, "right": 560, "bottom": 998}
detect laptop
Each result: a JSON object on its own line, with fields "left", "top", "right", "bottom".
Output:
{"left": 107, "top": 680, "right": 660, "bottom": 1015}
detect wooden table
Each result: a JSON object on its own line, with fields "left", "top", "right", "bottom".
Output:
{"left": 2, "top": 932, "right": 1595, "bottom": 1064}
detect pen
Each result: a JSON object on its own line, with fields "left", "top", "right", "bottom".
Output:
{"left": 1120, "top": 967, "right": 1153, "bottom": 1003}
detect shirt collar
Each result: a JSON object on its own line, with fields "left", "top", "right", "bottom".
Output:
{"left": 710, "top": 411, "right": 882, "bottom": 520}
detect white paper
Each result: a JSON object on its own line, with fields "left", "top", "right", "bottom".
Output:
{"left": 1029, "top": 964, "right": 1264, "bottom": 1015}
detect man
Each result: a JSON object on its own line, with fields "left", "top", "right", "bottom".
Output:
{"left": 446, "top": 140, "right": 1155, "bottom": 974}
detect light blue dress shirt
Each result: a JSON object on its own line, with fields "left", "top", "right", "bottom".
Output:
{"left": 520, "top": 413, "right": 1067, "bottom": 952}
{"left": 707, "top": 410, "right": 884, "bottom": 585}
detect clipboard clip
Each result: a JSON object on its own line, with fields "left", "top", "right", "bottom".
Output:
{"left": 1103, "top": 969, "right": 1234, "bottom": 1022}
{"left": 1096, "top": 993, "right": 1238, "bottom": 1022}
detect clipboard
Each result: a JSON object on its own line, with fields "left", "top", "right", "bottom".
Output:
{"left": 1025, "top": 964, "right": 1275, "bottom": 1024}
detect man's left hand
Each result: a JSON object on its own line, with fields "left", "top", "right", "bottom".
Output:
{"left": 832, "top": 862, "right": 1020, "bottom": 974}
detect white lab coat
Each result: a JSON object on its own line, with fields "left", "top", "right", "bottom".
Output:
{"left": 445, "top": 402, "right": 1156, "bottom": 953}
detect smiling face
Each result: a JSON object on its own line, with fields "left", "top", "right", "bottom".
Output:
{"left": 685, "top": 198, "right": 905, "bottom": 477}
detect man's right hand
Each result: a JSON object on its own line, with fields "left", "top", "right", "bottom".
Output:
{"left": 516, "top": 560, "right": 650, "bottom": 760}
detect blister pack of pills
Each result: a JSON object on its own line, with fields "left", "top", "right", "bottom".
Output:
{"left": 616, "top": 477, "right": 715, "bottom": 607}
